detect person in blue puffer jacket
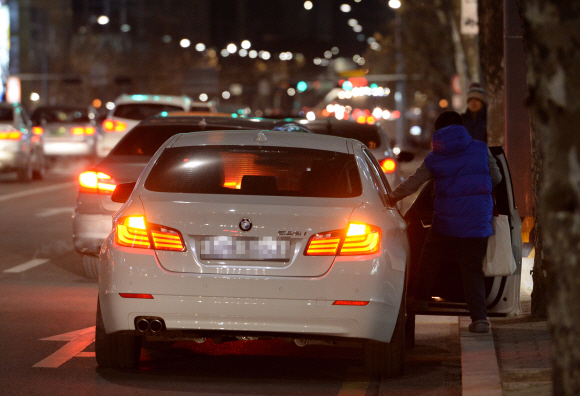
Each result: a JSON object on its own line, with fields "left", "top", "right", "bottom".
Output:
{"left": 388, "top": 111, "right": 502, "bottom": 333}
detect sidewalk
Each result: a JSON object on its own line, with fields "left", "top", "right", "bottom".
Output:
{"left": 461, "top": 298, "right": 552, "bottom": 396}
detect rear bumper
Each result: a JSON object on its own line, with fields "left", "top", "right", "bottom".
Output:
{"left": 99, "top": 237, "right": 405, "bottom": 343}
{"left": 72, "top": 212, "right": 113, "bottom": 254}
{"left": 44, "top": 139, "right": 94, "bottom": 156}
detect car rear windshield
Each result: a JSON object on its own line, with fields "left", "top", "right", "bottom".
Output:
{"left": 109, "top": 125, "right": 253, "bottom": 157}
{"left": 113, "top": 104, "right": 184, "bottom": 120}
{"left": 0, "top": 107, "right": 13, "bottom": 122}
{"left": 31, "top": 107, "right": 89, "bottom": 123}
{"left": 145, "top": 146, "right": 362, "bottom": 198}
{"left": 308, "top": 123, "right": 382, "bottom": 150}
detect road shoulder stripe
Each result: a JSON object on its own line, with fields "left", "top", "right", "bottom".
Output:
{"left": 3, "top": 259, "right": 50, "bottom": 273}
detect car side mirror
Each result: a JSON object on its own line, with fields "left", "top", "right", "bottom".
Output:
{"left": 111, "top": 182, "right": 137, "bottom": 203}
{"left": 396, "top": 151, "right": 415, "bottom": 163}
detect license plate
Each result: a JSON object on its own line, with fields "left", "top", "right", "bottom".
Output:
{"left": 200, "top": 236, "right": 291, "bottom": 261}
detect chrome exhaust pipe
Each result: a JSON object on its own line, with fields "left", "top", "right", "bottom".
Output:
{"left": 149, "top": 319, "right": 163, "bottom": 333}
{"left": 193, "top": 337, "right": 206, "bottom": 344}
{"left": 136, "top": 318, "right": 150, "bottom": 332}
{"left": 294, "top": 338, "right": 309, "bottom": 347}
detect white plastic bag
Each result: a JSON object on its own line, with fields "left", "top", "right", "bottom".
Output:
{"left": 483, "top": 214, "right": 517, "bottom": 277}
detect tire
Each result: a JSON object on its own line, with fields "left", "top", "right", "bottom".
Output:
{"left": 405, "top": 313, "right": 416, "bottom": 349}
{"left": 82, "top": 255, "right": 99, "bottom": 279}
{"left": 32, "top": 151, "right": 45, "bottom": 180}
{"left": 364, "top": 302, "right": 406, "bottom": 378}
{"left": 17, "top": 160, "right": 33, "bottom": 182}
{"left": 95, "top": 297, "right": 142, "bottom": 368}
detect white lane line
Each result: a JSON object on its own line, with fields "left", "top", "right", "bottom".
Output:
{"left": 40, "top": 326, "right": 95, "bottom": 341}
{"left": 36, "top": 207, "right": 75, "bottom": 218}
{"left": 338, "top": 366, "right": 370, "bottom": 396}
{"left": 3, "top": 258, "right": 50, "bottom": 273}
{"left": 0, "top": 182, "right": 75, "bottom": 203}
{"left": 34, "top": 327, "right": 96, "bottom": 368}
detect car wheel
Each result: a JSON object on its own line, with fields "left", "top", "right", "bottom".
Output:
{"left": 363, "top": 301, "right": 405, "bottom": 378}
{"left": 17, "top": 160, "right": 33, "bottom": 182}
{"left": 32, "top": 151, "right": 46, "bottom": 180}
{"left": 95, "top": 297, "right": 142, "bottom": 368}
{"left": 405, "top": 312, "right": 415, "bottom": 349}
{"left": 82, "top": 255, "right": 99, "bottom": 279}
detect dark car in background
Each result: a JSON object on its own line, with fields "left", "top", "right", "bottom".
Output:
{"left": 0, "top": 102, "right": 45, "bottom": 181}
{"left": 73, "top": 115, "right": 312, "bottom": 278}
{"left": 31, "top": 105, "right": 99, "bottom": 159}
{"left": 291, "top": 119, "right": 413, "bottom": 188}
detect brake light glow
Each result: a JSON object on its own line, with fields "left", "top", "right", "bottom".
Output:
{"left": 332, "top": 300, "right": 369, "bottom": 306}
{"left": 103, "top": 119, "right": 127, "bottom": 133}
{"left": 304, "top": 223, "right": 381, "bottom": 256}
{"left": 71, "top": 126, "right": 96, "bottom": 135}
{"left": 32, "top": 126, "right": 44, "bottom": 135}
{"left": 78, "top": 171, "right": 117, "bottom": 194}
{"left": 0, "top": 130, "right": 23, "bottom": 140}
{"left": 380, "top": 158, "right": 397, "bottom": 174}
{"left": 115, "top": 215, "right": 186, "bottom": 252}
{"left": 116, "top": 216, "right": 151, "bottom": 249}
{"left": 119, "top": 293, "right": 154, "bottom": 299}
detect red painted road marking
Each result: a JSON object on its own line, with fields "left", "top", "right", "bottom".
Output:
{"left": 33, "top": 326, "right": 95, "bottom": 368}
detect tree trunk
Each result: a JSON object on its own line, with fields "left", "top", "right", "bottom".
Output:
{"left": 519, "top": 0, "right": 580, "bottom": 394}
{"left": 478, "top": 0, "right": 505, "bottom": 146}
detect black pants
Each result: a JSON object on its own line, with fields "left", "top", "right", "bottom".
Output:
{"left": 414, "top": 228, "right": 489, "bottom": 321}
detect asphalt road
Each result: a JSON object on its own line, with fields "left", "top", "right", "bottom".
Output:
{"left": 0, "top": 158, "right": 460, "bottom": 396}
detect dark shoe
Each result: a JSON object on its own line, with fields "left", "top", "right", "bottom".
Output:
{"left": 468, "top": 319, "right": 490, "bottom": 333}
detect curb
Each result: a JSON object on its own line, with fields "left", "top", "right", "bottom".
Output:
{"left": 459, "top": 316, "right": 503, "bottom": 396}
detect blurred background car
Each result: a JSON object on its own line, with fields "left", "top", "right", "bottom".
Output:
{"left": 30, "top": 105, "right": 98, "bottom": 160}
{"left": 74, "top": 115, "right": 313, "bottom": 278}
{"left": 96, "top": 94, "right": 193, "bottom": 158}
{"left": 0, "top": 102, "right": 45, "bottom": 181}
{"left": 291, "top": 119, "right": 414, "bottom": 187}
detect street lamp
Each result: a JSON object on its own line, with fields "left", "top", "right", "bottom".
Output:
{"left": 97, "top": 15, "right": 109, "bottom": 25}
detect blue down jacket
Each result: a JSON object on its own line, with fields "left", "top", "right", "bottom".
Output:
{"left": 424, "top": 124, "right": 493, "bottom": 238}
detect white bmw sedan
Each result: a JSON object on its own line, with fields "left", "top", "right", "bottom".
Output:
{"left": 96, "top": 130, "right": 409, "bottom": 377}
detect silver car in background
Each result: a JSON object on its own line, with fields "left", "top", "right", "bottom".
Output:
{"left": 0, "top": 102, "right": 45, "bottom": 181}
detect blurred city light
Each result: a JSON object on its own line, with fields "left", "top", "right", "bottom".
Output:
{"left": 260, "top": 51, "right": 271, "bottom": 60}
{"left": 199, "top": 93, "right": 208, "bottom": 102}
{"left": 30, "top": 92, "right": 40, "bottom": 101}
{"left": 313, "top": 57, "right": 322, "bottom": 65}
{"left": 340, "top": 4, "right": 351, "bottom": 12}
{"left": 382, "top": 109, "right": 391, "bottom": 119}
{"left": 372, "top": 107, "right": 383, "bottom": 118}
{"left": 241, "top": 40, "right": 251, "bottom": 49}
{"left": 356, "top": 57, "right": 365, "bottom": 65}
{"left": 97, "top": 15, "right": 109, "bottom": 25}
{"left": 221, "top": 49, "right": 230, "bottom": 57}
{"left": 371, "top": 42, "right": 381, "bottom": 51}
{"left": 439, "top": 99, "right": 449, "bottom": 108}
{"left": 105, "top": 102, "right": 115, "bottom": 110}
{"left": 297, "top": 81, "right": 308, "bottom": 92}
{"left": 331, "top": 47, "right": 339, "bottom": 55}
{"left": 348, "top": 19, "right": 358, "bottom": 26}
{"left": 353, "top": 25, "right": 362, "bottom": 33}
{"left": 162, "top": 35, "right": 172, "bottom": 43}
{"left": 287, "top": 88, "right": 296, "bottom": 96}
{"left": 222, "top": 91, "right": 231, "bottom": 99}
{"left": 388, "top": 0, "right": 401, "bottom": 9}
{"left": 180, "top": 39, "right": 191, "bottom": 48}
{"left": 304, "top": 1, "right": 313, "bottom": 10}
{"left": 367, "top": 37, "right": 376, "bottom": 44}
{"left": 239, "top": 49, "right": 248, "bottom": 57}
{"left": 92, "top": 99, "right": 102, "bottom": 108}
{"left": 249, "top": 50, "right": 258, "bottom": 58}
{"left": 320, "top": 59, "right": 330, "bottom": 66}
{"left": 342, "top": 81, "right": 354, "bottom": 91}
{"left": 306, "top": 111, "right": 316, "bottom": 121}
{"left": 393, "top": 146, "right": 401, "bottom": 155}
{"left": 195, "top": 43, "right": 206, "bottom": 51}
{"left": 227, "top": 43, "right": 237, "bottom": 53}
{"left": 120, "top": 24, "right": 131, "bottom": 32}
{"left": 324, "top": 51, "right": 332, "bottom": 59}
{"left": 410, "top": 126, "right": 422, "bottom": 136}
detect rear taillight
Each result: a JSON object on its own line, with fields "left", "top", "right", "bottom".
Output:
{"left": 32, "top": 127, "right": 44, "bottom": 135}
{"left": 115, "top": 215, "right": 186, "bottom": 252}
{"left": 0, "top": 130, "right": 23, "bottom": 141}
{"left": 304, "top": 223, "right": 381, "bottom": 256}
{"left": 71, "top": 126, "right": 96, "bottom": 135}
{"left": 78, "top": 171, "right": 116, "bottom": 194}
{"left": 103, "top": 119, "right": 127, "bottom": 133}
{"left": 380, "top": 158, "right": 397, "bottom": 174}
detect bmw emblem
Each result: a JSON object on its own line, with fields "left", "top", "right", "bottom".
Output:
{"left": 239, "top": 218, "right": 252, "bottom": 232}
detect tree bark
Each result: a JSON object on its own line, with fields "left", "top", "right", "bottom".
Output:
{"left": 478, "top": 0, "right": 505, "bottom": 146}
{"left": 519, "top": 0, "right": 580, "bottom": 394}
